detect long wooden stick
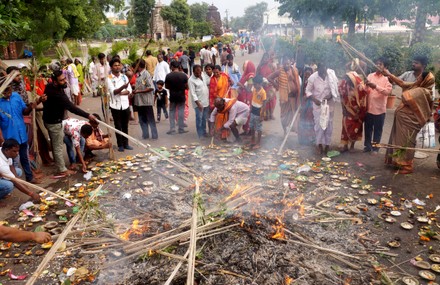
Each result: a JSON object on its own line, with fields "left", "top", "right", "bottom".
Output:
{"left": 102, "top": 59, "right": 115, "bottom": 160}
{"left": 10, "top": 177, "right": 75, "bottom": 204}
{"left": 187, "top": 178, "right": 200, "bottom": 285}
{"left": 375, "top": 143, "right": 440, "bottom": 153}
{"left": 277, "top": 104, "right": 301, "bottom": 155}
{"left": 283, "top": 239, "right": 360, "bottom": 260}
{"left": 164, "top": 249, "right": 190, "bottom": 285}
{"left": 26, "top": 185, "right": 102, "bottom": 285}
{"left": 96, "top": 119, "right": 200, "bottom": 178}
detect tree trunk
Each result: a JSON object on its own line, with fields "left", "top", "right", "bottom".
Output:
{"left": 347, "top": 12, "right": 357, "bottom": 37}
{"left": 411, "top": 5, "right": 427, "bottom": 46}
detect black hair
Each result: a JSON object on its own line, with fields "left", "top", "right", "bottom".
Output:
{"left": 2, "top": 139, "right": 19, "bottom": 150}
{"left": 214, "top": 65, "right": 222, "bottom": 70}
{"left": 376, "top": 56, "right": 390, "bottom": 68}
{"left": 304, "top": 66, "right": 313, "bottom": 74}
{"left": 204, "top": 64, "right": 214, "bottom": 70}
{"left": 137, "top": 59, "right": 146, "bottom": 69}
{"left": 193, "top": 64, "right": 202, "bottom": 72}
{"left": 6, "top": 66, "right": 19, "bottom": 74}
{"left": 170, "top": 61, "right": 180, "bottom": 69}
{"left": 226, "top": 54, "right": 233, "bottom": 60}
{"left": 51, "top": 70, "right": 64, "bottom": 82}
{"left": 183, "top": 51, "right": 188, "bottom": 55}
{"left": 413, "top": 55, "right": 429, "bottom": 67}
{"left": 66, "top": 58, "right": 73, "bottom": 64}
{"left": 92, "top": 113, "right": 102, "bottom": 121}
{"left": 156, "top": 80, "right": 164, "bottom": 86}
{"left": 109, "top": 58, "right": 121, "bottom": 67}
{"left": 98, "top": 53, "right": 106, "bottom": 59}
{"left": 146, "top": 50, "right": 152, "bottom": 56}
{"left": 80, "top": 124, "right": 93, "bottom": 137}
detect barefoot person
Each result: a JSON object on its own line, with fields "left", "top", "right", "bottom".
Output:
{"left": 338, "top": 72, "right": 368, "bottom": 152}
{"left": 43, "top": 70, "right": 97, "bottom": 177}
{"left": 209, "top": 97, "right": 250, "bottom": 143}
{"left": 305, "top": 62, "right": 340, "bottom": 154}
{"left": 248, "top": 75, "right": 267, "bottom": 149}
{"left": 382, "top": 69, "right": 435, "bottom": 174}
{"left": 0, "top": 139, "right": 41, "bottom": 202}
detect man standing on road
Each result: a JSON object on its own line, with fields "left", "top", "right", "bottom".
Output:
{"left": 144, "top": 50, "right": 158, "bottom": 77}
{"left": 306, "top": 62, "right": 340, "bottom": 155}
{"left": 107, "top": 58, "right": 133, "bottom": 152}
{"left": 0, "top": 86, "right": 42, "bottom": 184}
{"left": 133, "top": 59, "right": 158, "bottom": 140}
{"left": 165, "top": 61, "right": 188, "bottom": 135}
{"left": 189, "top": 65, "right": 210, "bottom": 138}
{"left": 222, "top": 54, "right": 241, "bottom": 98}
{"left": 43, "top": 70, "right": 97, "bottom": 177}
{"left": 153, "top": 54, "right": 171, "bottom": 84}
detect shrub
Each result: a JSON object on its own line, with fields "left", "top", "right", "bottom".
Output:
{"left": 111, "top": 40, "right": 129, "bottom": 56}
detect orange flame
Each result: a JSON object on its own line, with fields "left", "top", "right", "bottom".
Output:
{"left": 285, "top": 276, "right": 293, "bottom": 285}
{"left": 226, "top": 184, "right": 243, "bottom": 200}
{"left": 119, "top": 219, "right": 147, "bottom": 240}
{"left": 271, "top": 217, "right": 285, "bottom": 240}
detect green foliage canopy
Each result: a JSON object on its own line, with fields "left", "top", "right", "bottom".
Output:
{"left": 160, "top": 0, "right": 192, "bottom": 34}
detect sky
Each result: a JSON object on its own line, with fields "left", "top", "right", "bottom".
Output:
{"left": 159, "top": 0, "right": 279, "bottom": 18}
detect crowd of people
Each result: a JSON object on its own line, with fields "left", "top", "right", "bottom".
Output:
{"left": 0, "top": 42, "right": 437, "bottom": 210}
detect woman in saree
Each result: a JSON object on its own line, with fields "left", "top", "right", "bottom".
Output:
{"left": 237, "top": 60, "right": 256, "bottom": 135}
{"left": 298, "top": 67, "right": 315, "bottom": 145}
{"left": 383, "top": 69, "right": 435, "bottom": 174}
{"left": 209, "top": 65, "right": 231, "bottom": 110}
{"left": 338, "top": 72, "right": 368, "bottom": 152}
{"left": 257, "top": 52, "right": 277, "bottom": 120}
{"left": 267, "top": 58, "right": 301, "bottom": 134}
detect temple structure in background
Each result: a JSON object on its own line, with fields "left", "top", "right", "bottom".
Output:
{"left": 207, "top": 4, "right": 223, "bottom": 36}
{"left": 151, "top": 1, "right": 175, "bottom": 40}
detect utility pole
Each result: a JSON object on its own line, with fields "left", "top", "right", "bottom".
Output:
{"left": 225, "top": 9, "right": 229, "bottom": 30}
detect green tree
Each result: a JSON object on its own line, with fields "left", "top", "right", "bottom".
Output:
{"left": 229, "top": 16, "right": 246, "bottom": 32}
{"left": 377, "top": 0, "right": 440, "bottom": 45}
{"left": 19, "top": 0, "right": 123, "bottom": 41}
{"left": 0, "top": 0, "right": 30, "bottom": 43}
{"left": 160, "top": 0, "right": 192, "bottom": 34}
{"left": 243, "top": 2, "right": 268, "bottom": 32}
{"left": 276, "top": 0, "right": 378, "bottom": 36}
{"left": 189, "top": 2, "right": 212, "bottom": 37}
{"left": 131, "top": 0, "right": 155, "bottom": 36}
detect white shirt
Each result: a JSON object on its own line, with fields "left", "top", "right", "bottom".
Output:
{"left": 210, "top": 99, "right": 250, "bottom": 129}
{"left": 88, "top": 61, "right": 95, "bottom": 75}
{"left": 153, "top": 61, "right": 171, "bottom": 82}
{"left": 0, "top": 148, "right": 15, "bottom": 179}
{"left": 189, "top": 75, "right": 209, "bottom": 108}
{"left": 201, "top": 49, "right": 212, "bottom": 64}
{"left": 93, "top": 62, "right": 110, "bottom": 82}
{"left": 107, "top": 73, "right": 132, "bottom": 110}
{"left": 211, "top": 47, "right": 218, "bottom": 57}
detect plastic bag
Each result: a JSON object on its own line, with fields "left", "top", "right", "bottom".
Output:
{"left": 319, "top": 99, "right": 329, "bottom": 130}
{"left": 416, "top": 122, "right": 436, "bottom": 148}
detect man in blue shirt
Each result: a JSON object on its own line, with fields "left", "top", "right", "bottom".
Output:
{"left": 0, "top": 86, "right": 43, "bottom": 183}
{"left": 222, "top": 54, "right": 242, "bottom": 98}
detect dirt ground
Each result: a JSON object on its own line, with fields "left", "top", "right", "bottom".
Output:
{"left": 1, "top": 50, "right": 440, "bottom": 284}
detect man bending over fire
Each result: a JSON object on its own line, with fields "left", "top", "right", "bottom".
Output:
{"left": 209, "top": 97, "right": 250, "bottom": 143}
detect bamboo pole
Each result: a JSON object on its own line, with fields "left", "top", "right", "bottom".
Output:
{"left": 96, "top": 119, "right": 201, "bottom": 178}
{"left": 10, "top": 177, "right": 75, "bottom": 204}
{"left": 283, "top": 239, "right": 360, "bottom": 260}
{"left": 101, "top": 59, "right": 115, "bottom": 160}
{"left": 186, "top": 179, "right": 200, "bottom": 285}
{"left": 277, "top": 104, "right": 301, "bottom": 155}
{"left": 375, "top": 143, "right": 440, "bottom": 153}
{"left": 26, "top": 185, "right": 103, "bottom": 285}
{"left": 0, "top": 70, "right": 20, "bottom": 95}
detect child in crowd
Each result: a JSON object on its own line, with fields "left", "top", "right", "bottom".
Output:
{"left": 154, "top": 80, "right": 168, "bottom": 122}
{"left": 249, "top": 75, "right": 266, "bottom": 149}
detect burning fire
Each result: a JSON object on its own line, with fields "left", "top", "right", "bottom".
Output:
{"left": 226, "top": 184, "right": 244, "bottom": 200}
{"left": 285, "top": 276, "right": 293, "bottom": 285}
{"left": 271, "top": 217, "right": 285, "bottom": 240}
{"left": 119, "top": 219, "right": 148, "bottom": 240}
